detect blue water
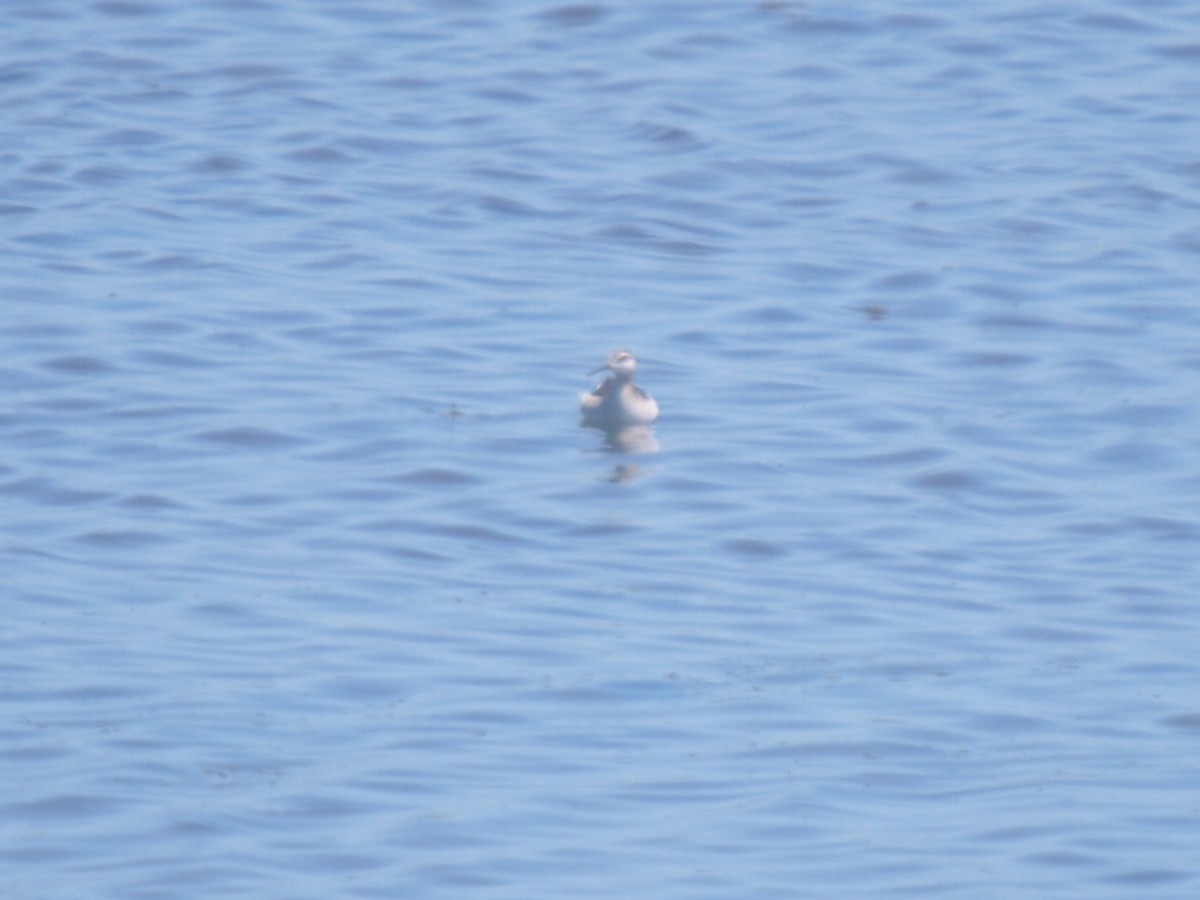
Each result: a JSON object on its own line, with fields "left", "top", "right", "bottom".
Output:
{"left": 4, "top": 1, "right": 1200, "bottom": 897}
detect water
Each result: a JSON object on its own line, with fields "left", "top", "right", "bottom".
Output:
{"left": 3, "top": 1, "right": 1200, "bottom": 896}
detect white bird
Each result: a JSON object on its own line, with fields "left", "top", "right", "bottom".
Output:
{"left": 579, "top": 350, "right": 659, "bottom": 428}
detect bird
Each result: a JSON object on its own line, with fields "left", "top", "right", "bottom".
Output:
{"left": 579, "top": 349, "right": 659, "bottom": 428}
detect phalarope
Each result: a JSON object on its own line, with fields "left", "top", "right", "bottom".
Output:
{"left": 579, "top": 349, "right": 659, "bottom": 428}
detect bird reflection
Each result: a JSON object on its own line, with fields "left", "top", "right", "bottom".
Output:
{"left": 601, "top": 424, "right": 659, "bottom": 454}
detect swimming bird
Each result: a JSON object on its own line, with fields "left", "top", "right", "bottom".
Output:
{"left": 579, "top": 349, "right": 659, "bottom": 428}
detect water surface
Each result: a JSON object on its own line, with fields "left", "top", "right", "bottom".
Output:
{"left": 3, "top": 1, "right": 1200, "bottom": 897}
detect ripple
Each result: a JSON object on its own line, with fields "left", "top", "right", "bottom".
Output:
{"left": 73, "top": 528, "right": 169, "bottom": 547}
{"left": 284, "top": 146, "right": 353, "bottom": 165}
{"left": 189, "top": 154, "right": 247, "bottom": 174}
{"left": 100, "top": 127, "right": 166, "bottom": 146}
{"left": 5, "top": 794, "right": 124, "bottom": 819}
{"left": 196, "top": 427, "right": 304, "bottom": 448}
{"left": 0, "top": 477, "right": 112, "bottom": 506}
{"left": 910, "top": 469, "right": 981, "bottom": 493}
{"left": 872, "top": 270, "right": 938, "bottom": 290}
{"left": 118, "top": 493, "right": 185, "bottom": 510}
{"left": 394, "top": 467, "right": 477, "bottom": 486}
{"left": 722, "top": 538, "right": 788, "bottom": 558}
{"left": 1103, "top": 869, "right": 1192, "bottom": 886}
{"left": 538, "top": 4, "right": 609, "bottom": 28}
{"left": 42, "top": 355, "right": 115, "bottom": 374}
